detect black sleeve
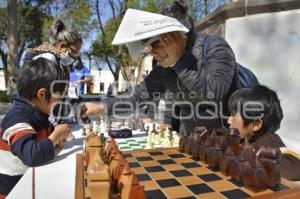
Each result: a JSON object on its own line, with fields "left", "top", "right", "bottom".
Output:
{"left": 173, "top": 35, "right": 236, "bottom": 101}
{"left": 102, "top": 68, "right": 166, "bottom": 116}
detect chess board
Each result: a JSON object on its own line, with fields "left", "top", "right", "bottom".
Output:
{"left": 116, "top": 138, "right": 147, "bottom": 150}
{"left": 123, "top": 148, "right": 300, "bottom": 199}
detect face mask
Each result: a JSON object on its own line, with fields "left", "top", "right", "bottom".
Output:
{"left": 59, "top": 51, "right": 77, "bottom": 68}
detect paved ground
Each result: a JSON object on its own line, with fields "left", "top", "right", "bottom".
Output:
{"left": 0, "top": 103, "right": 12, "bottom": 123}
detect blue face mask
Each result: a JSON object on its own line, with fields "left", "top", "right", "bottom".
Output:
{"left": 59, "top": 51, "right": 78, "bottom": 68}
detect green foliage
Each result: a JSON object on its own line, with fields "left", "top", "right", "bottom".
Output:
{"left": 0, "top": 90, "right": 11, "bottom": 103}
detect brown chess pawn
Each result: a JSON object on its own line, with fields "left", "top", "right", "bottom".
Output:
{"left": 207, "top": 143, "right": 223, "bottom": 170}
{"left": 120, "top": 174, "right": 146, "bottom": 199}
{"left": 230, "top": 141, "right": 254, "bottom": 184}
{"left": 191, "top": 133, "right": 201, "bottom": 160}
{"left": 243, "top": 155, "right": 268, "bottom": 192}
{"left": 191, "top": 127, "right": 207, "bottom": 160}
{"left": 215, "top": 126, "right": 230, "bottom": 136}
{"left": 184, "top": 133, "right": 194, "bottom": 155}
{"left": 220, "top": 146, "right": 235, "bottom": 176}
{"left": 227, "top": 128, "right": 241, "bottom": 156}
{"left": 257, "top": 147, "right": 281, "bottom": 188}
{"left": 179, "top": 131, "right": 188, "bottom": 153}
{"left": 200, "top": 137, "right": 213, "bottom": 164}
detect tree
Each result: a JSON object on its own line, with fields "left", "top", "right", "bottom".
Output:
{"left": 187, "top": 0, "right": 229, "bottom": 20}
{"left": 1, "top": 2, "right": 50, "bottom": 93}
{"left": 91, "top": 0, "right": 172, "bottom": 85}
{"left": 6, "top": 0, "right": 18, "bottom": 94}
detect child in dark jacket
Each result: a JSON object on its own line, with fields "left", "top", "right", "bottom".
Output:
{"left": 227, "top": 85, "right": 300, "bottom": 181}
{"left": 0, "top": 58, "right": 70, "bottom": 198}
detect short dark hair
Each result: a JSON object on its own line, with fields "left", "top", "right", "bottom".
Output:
{"left": 17, "top": 58, "right": 68, "bottom": 101}
{"left": 228, "top": 85, "right": 283, "bottom": 134}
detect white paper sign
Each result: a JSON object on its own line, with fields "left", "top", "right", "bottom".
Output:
{"left": 112, "top": 9, "right": 189, "bottom": 60}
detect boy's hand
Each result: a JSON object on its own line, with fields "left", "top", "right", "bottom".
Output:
{"left": 48, "top": 124, "right": 70, "bottom": 145}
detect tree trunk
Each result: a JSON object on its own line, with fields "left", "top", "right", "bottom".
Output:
{"left": 7, "top": 0, "right": 18, "bottom": 95}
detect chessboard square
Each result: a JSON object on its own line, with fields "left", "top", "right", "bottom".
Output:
{"left": 189, "top": 167, "right": 212, "bottom": 175}
{"left": 145, "top": 166, "right": 165, "bottom": 173}
{"left": 241, "top": 187, "right": 273, "bottom": 197}
{"left": 136, "top": 156, "right": 153, "bottom": 161}
{"left": 177, "top": 197, "right": 196, "bottom": 199}
{"left": 228, "top": 179, "right": 243, "bottom": 187}
{"left": 140, "top": 160, "right": 160, "bottom": 167}
{"left": 129, "top": 143, "right": 140, "bottom": 146}
{"left": 130, "top": 167, "right": 146, "bottom": 174}
{"left": 196, "top": 192, "right": 225, "bottom": 199}
{"left": 187, "top": 183, "right": 214, "bottom": 195}
{"left": 198, "top": 173, "right": 222, "bottom": 182}
{"left": 128, "top": 162, "right": 140, "bottom": 168}
{"left": 148, "top": 151, "right": 164, "bottom": 156}
{"left": 169, "top": 153, "right": 186, "bottom": 158}
{"left": 164, "top": 149, "right": 181, "bottom": 155}
{"left": 149, "top": 171, "right": 173, "bottom": 180}
{"left": 157, "top": 159, "right": 176, "bottom": 165}
{"left": 163, "top": 164, "right": 185, "bottom": 171}
{"left": 122, "top": 153, "right": 133, "bottom": 158}
{"left": 124, "top": 157, "right": 136, "bottom": 163}
{"left": 140, "top": 180, "right": 159, "bottom": 191}
{"left": 163, "top": 186, "right": 195, "bottom": 198}
{"left": 269, "top": 183, "right": 289, "bottom": 192}
{"left": 131, "top": 146, "right": 143, "bottom": 150}
{"left": 133, "top": 151, "right": 149, "bottom": 157}
{"left": 137, "top": 140, "right": 147, "bottom": 143}
{"left": 206, "top": 179, "right": 238, "bottom": 192}
{"left": 120, "top": 146, "right": 131, "bottom": 150}
{"left": 145, "top": 189, "right": 168, "bottom": 199}
{"left": 136, "top": 173, "right": 151, "bottom": 181}
{"left": 170, "top": 170, "right": 193, "bottom": 177}
{"left": 156, "top": 179, "right": 181, "bottom": 188}
{"left": 181, "top": 162, "right": 201, "bottom": 169}
{"left": 176, "top": 157, "right": 196, "bottom": 164}
{"left": 152, "top": 155, "right": 170, "bottom": 160}
{"left": 177, "top": 176, "right": 203, "bottom": 186}
{"left": 221, "top": 189, "right": 250, "bottom": 199}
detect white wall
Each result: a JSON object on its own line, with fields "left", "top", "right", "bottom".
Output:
{"left": 225, "top": 9, "right": 300, "bottom": 153}
{"left": 0, "top": 70, "right": 5, "bottom": 91}
{"left": 90, "top": 69, "right": 115, "bottom": 94}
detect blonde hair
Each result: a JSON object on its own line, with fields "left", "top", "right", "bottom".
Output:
{"left": 49, "top": 19, "right": 82, "bottom": 46}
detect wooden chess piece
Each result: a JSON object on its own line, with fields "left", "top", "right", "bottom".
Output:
{"left": 179, "top": 131, "right": 188, "bottom": 153}
{"left": 197, "top": 129, "right": 209, "bottom": 162}
{"left": 227, "top": 128, "right": 241, "bottom": 156}
{"left": 257, "top": 147, "right": 281, "bottom": 188}
{"left": 85, "top": 133, "right": 110, "bottom": 199}
{"left": 184, "top": 133, "right": 194, "bottom": 155}
{"left": 201, "top": 137, "right": 213, "bottom": 164}
{"left": 207, "top": 142, "right": 223, "bottom": 170}
{"left": 220, "top": 146, "right": 235, "bottom": 176}
{"left": 243, "top": 155, "right": 268, "bottom": 191}
{"left": 191, "top": 133, "right": 201, "bottom": 160}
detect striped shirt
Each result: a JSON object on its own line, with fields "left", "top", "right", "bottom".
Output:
{"left": 0, "top": 97, "right": 55, "bottom": 197}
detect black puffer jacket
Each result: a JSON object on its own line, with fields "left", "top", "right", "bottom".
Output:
{"left": 103, "top": 32, "right": 238, "bottom": 133}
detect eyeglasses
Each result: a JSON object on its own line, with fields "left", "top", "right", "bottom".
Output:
{"left": 67, "top": 45, "right": 80, "bottom": 57}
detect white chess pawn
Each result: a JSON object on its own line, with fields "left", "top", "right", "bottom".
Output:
{"left": 165, "top": 127, "right": 171, "bottom": 138}
{"left": 172, "top": 131, "right": 180, "bottom": 147}
{"left": 150, "top": 132, "right": 155, "bottom": 144}
{"left": 163, "top": 137, "right": 171, "bottom": 148}
{"left": 100, "top": 118, "right": 106, "bottom": 133}
{"left": 154, "top": 134, "right": 160, "bottom": 145}
{"left": 92, "top": 121, "right": 98, "bottom": 134}
{"left": 145, "top": 136, "right": 152, "bottom": 149}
